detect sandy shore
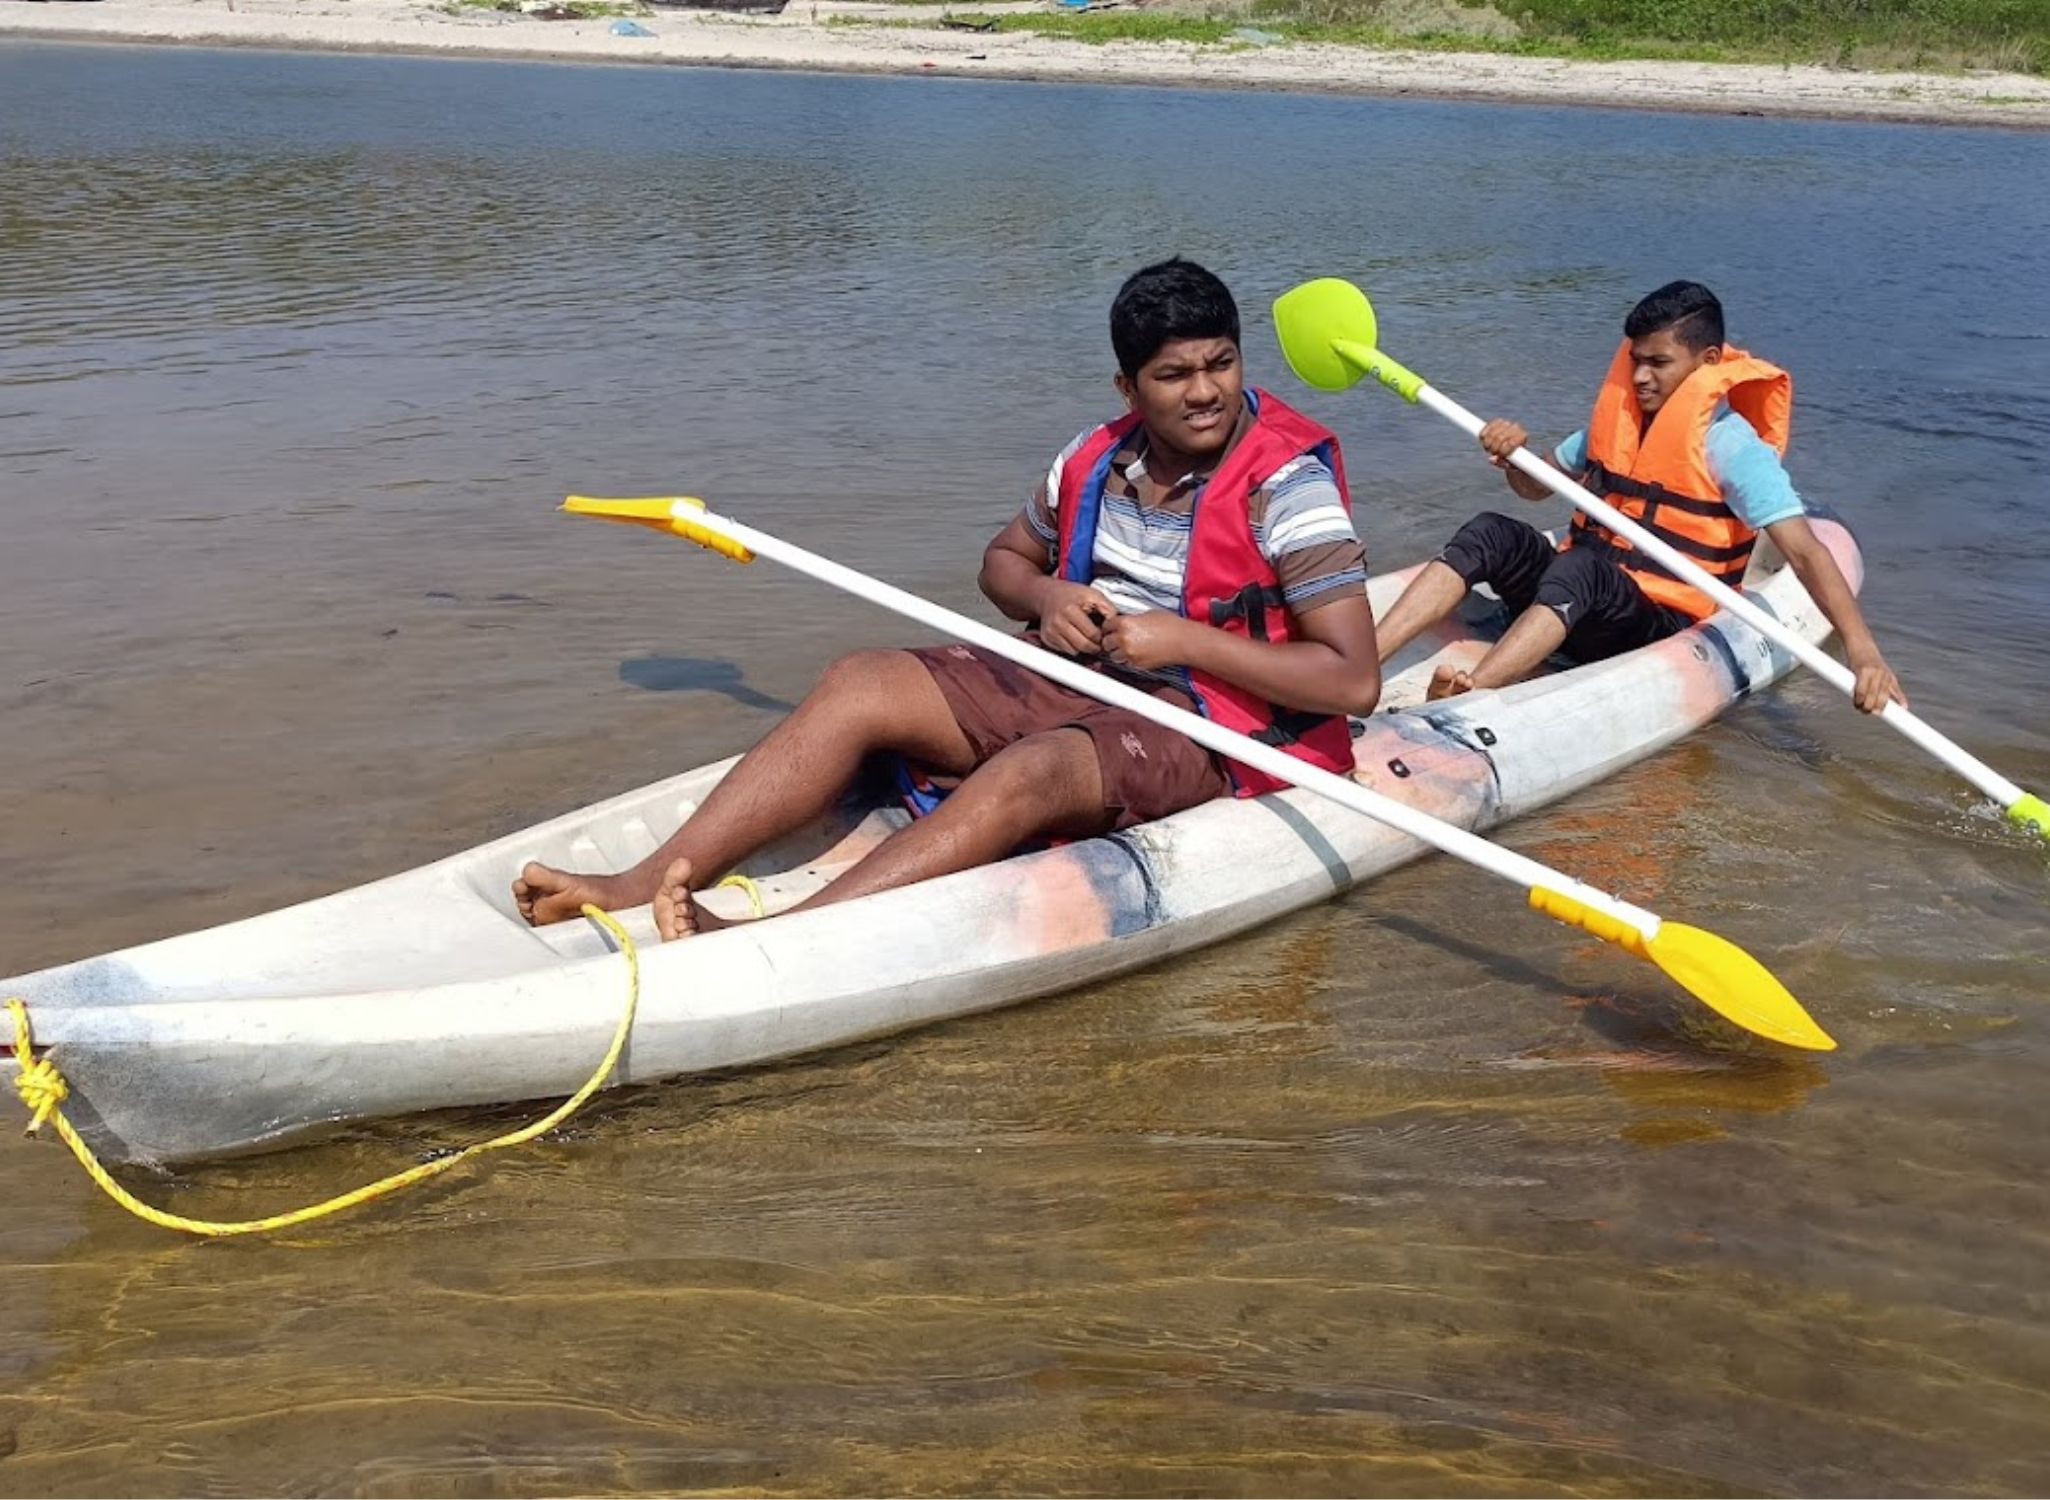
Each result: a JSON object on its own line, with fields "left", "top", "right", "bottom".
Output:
{"left": 3, "top": 0, "right": 2048, "bottom": 126}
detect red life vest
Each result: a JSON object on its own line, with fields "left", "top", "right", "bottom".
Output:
{"left": 1054, "top": 389, "right": 1358, "bottom": 798}
{"left": 1568, "top": 340, "right": 1794, "bottom": 621}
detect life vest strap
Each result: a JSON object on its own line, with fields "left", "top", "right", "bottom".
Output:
{"left": 1248, "top": 707, "right": 1336, "bottom": 749}
{"left": 1202, "top": 585, "right": 1332, "bottom": 750}
{"left": 1599, "top": 526, "right": 1757, "bottom": 571}
{"left": 1580, "top": 461, "right": 1727, "bottom": 518}
{"left": 1206, "top": 582, "right": 1288, "bottom": 641}
{"left": 1574, "top": 462, "right": 1756, "bottom": 572}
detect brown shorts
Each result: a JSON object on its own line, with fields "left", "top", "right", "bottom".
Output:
{"left": 905, "top": 642, "right": 1231, "bottom": 832}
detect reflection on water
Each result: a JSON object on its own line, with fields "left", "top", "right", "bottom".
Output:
{"left": 3, "top": 40, "right": 2050, "bottom": 1498}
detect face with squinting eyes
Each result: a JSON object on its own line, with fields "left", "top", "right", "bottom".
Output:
{"left": 1629, "top": 327, "right": 1723, "bottom": 416}
{"left": 1116, "top": 336, "right": 1245, "bottom": 459}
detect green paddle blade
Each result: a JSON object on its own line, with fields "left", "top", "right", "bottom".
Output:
{"left": 2009, "top": 792, "right": 2050, "bottom": 839}
{"left": 1272, "top": 278, "right": 1427, "bottom": 402}
{"left": 1273, "top": 278, "right": 1379, "bottom": 392}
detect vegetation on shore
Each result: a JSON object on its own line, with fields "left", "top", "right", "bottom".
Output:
{"left": 878, "top": 0, "right": 2046, "bottom": 74}
{"left": 1490, "top": 0, "right": 2043, "bottom": 72}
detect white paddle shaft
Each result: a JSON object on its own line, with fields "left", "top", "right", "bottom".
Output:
{"left": 1414, "top": 383, "right": 2027, "bottom": 811}
{"left": 679, "top": 502, "right": 1663, "bottom": 939}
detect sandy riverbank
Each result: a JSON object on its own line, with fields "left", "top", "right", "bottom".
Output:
{"left": 4, "top": 0, "right": 2048, "bottom": 125}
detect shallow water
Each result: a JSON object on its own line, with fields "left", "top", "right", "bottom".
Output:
{"left": 3, "top": 41, "right": 2049, "bottom": 1497}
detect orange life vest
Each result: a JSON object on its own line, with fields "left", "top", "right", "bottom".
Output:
{"left": 1567, "top": 339, "right": 1793, "bottom": 621}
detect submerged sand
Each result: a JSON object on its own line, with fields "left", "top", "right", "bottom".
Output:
{"left": 4, "top": 0, "right": 2048, "bottom": 127}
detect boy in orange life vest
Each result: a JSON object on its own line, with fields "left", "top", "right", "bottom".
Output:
{"left": 513, "top": 258, "right": 1381, "bottom": 941}
{"left": 1372, "top": 281, "right": 1904, "bottom": 713}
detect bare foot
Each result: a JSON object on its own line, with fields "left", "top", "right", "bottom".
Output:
{"left": 1426, "top": 665, "right": 1476, "bottom": 702}
{"left": 513, "top": 863, "right": 640, "bottom": 927}
{"left": 651, "top": 857, "right": 733, "bottom": 942}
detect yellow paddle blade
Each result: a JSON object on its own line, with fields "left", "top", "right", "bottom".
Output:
{"left": 562, "top": 495, "right": 754, "bottom": 564}
{"left": 1272, "top": 278, "right": 1379, "bottom": 392}
{"left": 562, "top": 494, "right": 689, "bottom": 533}
{"left": 1528, "top": 888, "right": 1834, "bottom": 1052}
{"left": 2010, "top": 792, "right": 2050, "bottom": 839}
{"left": 1645, "top": 922, "right": 1836, "bottom": 1052}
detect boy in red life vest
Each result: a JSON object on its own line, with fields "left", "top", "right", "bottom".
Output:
{"left": 514, "top": 258, "right": 1381, "bottom": 940}
{"left": 1372, "top": 281, "right": 1904, "bottom": 713}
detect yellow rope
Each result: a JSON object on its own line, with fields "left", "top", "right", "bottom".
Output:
{"left": 7, "top": 902, "right": 644, "bottom": 1238}
{"left": 718, "top": 872, "right": 767, "bottom": 918}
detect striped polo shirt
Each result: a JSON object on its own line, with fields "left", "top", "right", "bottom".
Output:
{"left": 1021, "top": 403, "right": 1368, "bottom": 686}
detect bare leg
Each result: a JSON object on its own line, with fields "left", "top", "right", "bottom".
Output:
{"left": 795, "top": 728, "right": 1105, "bottom": 912}
{"left": 647, "top": 727, "right": 1107, "bottom": 938}
{"left": 514, "top": 650, "right": 976, "bottom": 926}
{"left": 1374, "top": 560, "right": 1470, "bottom": 664}
{"left": 1429, "top": 605, "right": 1569, "bottom": 701}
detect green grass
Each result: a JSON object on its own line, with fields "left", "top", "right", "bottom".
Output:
{"left": 1492, "top": 0, "right": 2048, "bottom": 71}
{"left": 878, "top": 0, "right": 2047, "bottom": 73}
{"left": 917, "top": 11, "right": 1795, "bottom": 64}
{"left": 967, "top": 11, "right": 1690, "bottom": 55}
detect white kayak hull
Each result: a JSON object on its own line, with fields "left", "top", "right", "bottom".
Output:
{"left": 3, "top": 520, "right": 1860, "bottom": 1163}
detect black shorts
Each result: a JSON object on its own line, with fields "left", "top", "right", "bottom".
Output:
{"left": 1440, "top": 512, "right": 1694, "bottom": 663}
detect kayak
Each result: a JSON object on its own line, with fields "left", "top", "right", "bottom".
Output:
{"left": 2, "top": 517, "right": 1860, "bottom": 1165}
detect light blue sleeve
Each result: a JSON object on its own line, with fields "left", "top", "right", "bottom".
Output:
{"left": 1706, "top": 412, "right": 1805, "bottom": 530}
{"left": 1552, "top": 428, "right": 1588, "bottom": 474}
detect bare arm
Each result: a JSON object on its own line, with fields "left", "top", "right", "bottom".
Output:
{"left": 979, "top": 512, "right": 1060, "bottom": 623}
{"left": 1765, "top": 514, "right": 1905, "bottom": 713}
{"left": 978, "top": 513, "right": 1118, "bottom": 657}
{"left": 1102, "top": 594, "right": 1381, "bottom": 719}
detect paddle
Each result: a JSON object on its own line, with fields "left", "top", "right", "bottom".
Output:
{"left": 562, "top": 493, "right": 1835, "bottom": 1052}
{"left": 1271, "top": 276, "right": 2050, "bottom": 843}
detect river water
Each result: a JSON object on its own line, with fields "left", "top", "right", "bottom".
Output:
{"left": 3, "top": 40, "right": 2048, "bottom": 1497}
